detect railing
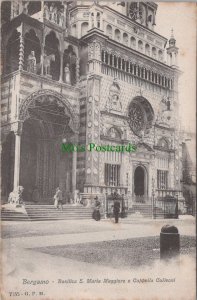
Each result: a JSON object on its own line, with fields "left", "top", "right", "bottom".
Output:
{"left": 153, "top": 189, "right": 182, "bottom": 219}
{"left": 101, "top": 63, "right": 171, "bottom": 91}
{"left": 83, "top": 184, "right": 128, "bottom": 195}
{"left": 155, "top": 189, "right": 183, "bottom": 199}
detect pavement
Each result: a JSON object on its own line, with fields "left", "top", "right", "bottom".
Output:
{"left": 1, "top": 217, "right": 196, "bottom": 300}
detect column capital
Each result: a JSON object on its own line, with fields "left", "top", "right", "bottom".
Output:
{"left": 11, "top": 121, "right": 23, "bottom": 136}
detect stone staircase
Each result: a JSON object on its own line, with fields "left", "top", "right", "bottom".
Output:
{"left": 1, "top": 206, "right": 30, "bottom": 221}
{"left": 128, "top": 203, "right": 165, "bottom": 219}
{"left": 1, "top": 204, "right": 93, "bottom": 221}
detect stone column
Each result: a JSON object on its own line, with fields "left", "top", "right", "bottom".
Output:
{"left": 59, "top": 52, "right": 64, "bottom": 82}
{"left": 14, "top": 133, "right": 21, "bottom": 189}
{"left": 72, "top": 150, "right": 77, "bottom": 192}
{"left": 76, "top": 56, "right": 80, "bottom": 83}
{"left": 41, "top": 38, "right": 45, "bottom": 76}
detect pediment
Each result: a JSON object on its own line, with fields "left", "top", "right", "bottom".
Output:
{"left": 136, "top": 142, "right": 154, "bottom": 152}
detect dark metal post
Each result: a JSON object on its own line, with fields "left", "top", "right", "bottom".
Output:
{"left": 160, "top": 225, "right": 180, "bottom": 260}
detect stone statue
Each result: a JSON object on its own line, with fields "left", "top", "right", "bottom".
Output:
{"left": 8, "top": 186, "right": 24, "bottom": 206}
{"left": 105, "top": 80, "right": 122, "bottom": 113}
{"left": 43, "top": 53, "right": 55, "bottom": 76}
{"left": 49, "top": 3, "right": 55, "bottom": 21}
{"left": 58, "top": 9, "right": 64, "bottom": 26}
{"left": 27, "top": 51, "right": 36, "bottom": 73}
{"left": 43, "top": 3, "right": 49, "bottom": 19}
{"left": 64, "top": 64, "right": 71, "bottom": 84}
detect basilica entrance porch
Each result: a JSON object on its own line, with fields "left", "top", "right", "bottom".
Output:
{"left": 1, "top": 91, "right": 77, "bottom": 204}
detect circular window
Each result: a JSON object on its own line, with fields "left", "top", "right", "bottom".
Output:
{"left": 128, "top": 97, "right": 154, "bottom": 137}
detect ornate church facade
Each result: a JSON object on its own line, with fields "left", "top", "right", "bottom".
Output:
{"left": 1, "top": 1, "right": 183, "bottom": 208}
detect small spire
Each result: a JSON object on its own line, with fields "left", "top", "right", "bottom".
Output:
{"left": 169, "top": 28, "right": 176, "bottom": 47}
{"left": 171, "top": 28, "right": 174, "bottom": 39}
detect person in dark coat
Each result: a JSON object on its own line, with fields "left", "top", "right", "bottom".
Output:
{"left": 92, "top": 196, "right": 101, "bottom": 221}
{"left": 113, "top": 200, "right": 120, "bottom": 223}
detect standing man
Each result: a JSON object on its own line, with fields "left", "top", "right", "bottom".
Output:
{"left": 54, "top": 187, "right": 63, "bottom": 210}
{"left": 113, "top": 200, "right": 120, "bottom": 223}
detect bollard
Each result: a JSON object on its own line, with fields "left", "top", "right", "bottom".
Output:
{"left": 160, "top": 225, "right": 180, "bottom": 260}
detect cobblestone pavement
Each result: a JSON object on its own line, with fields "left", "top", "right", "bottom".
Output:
{"left": 1, "top": 217, "right": 196, "bottom": 300}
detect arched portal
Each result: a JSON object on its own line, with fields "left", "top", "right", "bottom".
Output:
{"left": 134, "top": 166, "right": 145, "bottom": 196}
{"left": 17, "top": 91, "right": 76, "bottom": 203}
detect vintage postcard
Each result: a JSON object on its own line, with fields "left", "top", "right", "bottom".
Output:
{"left": 1, "top": 1, "right": 196, "bottom": 300}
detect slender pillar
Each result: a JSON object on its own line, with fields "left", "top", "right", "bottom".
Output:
{"left": 14, "top": 133, "right": 21, "bottom": 189}
{"left": 59, "top": 52, "right": 64, "bottom": 82}
{"left": 76, "top": 56, "right": 80, "bottom": 83}
{"left": 72, "top": 150, "right": 77, "bottom": 192}
{"left": 19, "top": 33, "right": 24, "bottom": 71}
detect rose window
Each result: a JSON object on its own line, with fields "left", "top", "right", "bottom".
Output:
{"left": 128, "top": 97, "right": 154, "bottom": 137}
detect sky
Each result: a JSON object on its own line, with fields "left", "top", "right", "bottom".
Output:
{"left": 156, "top": 2, "right": 196, "bottom": 133}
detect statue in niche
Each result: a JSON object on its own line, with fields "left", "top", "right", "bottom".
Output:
{"left": 27, "top": 51, "right": 36, "bottom": 73}
{"left": 64, "top": 64, "right": 71, "bottom": 84}
{"left": 43, "top": 53, "right": 55, "bottom": 76}
{"left": 53, "top": 6, "right": 58, "bottom": 23}
{"left": 43, "top": 3, "right": 49, "bottom": 19}
{"left": 105, "top": 80, "right": 122, "bottom": 113}
{"left": 108, "top": 127, "right": 121, "bottom": 139}
{"left": 58, "top": 8, "right": 64, "bottom": 26}
{"left": 49, "top": 3, "right": 55, "bottom": 21}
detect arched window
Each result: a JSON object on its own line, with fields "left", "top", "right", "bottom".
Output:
{"left": 72, "top": 24, "right": 77, "bottom": 37}
{"left": 123, "top": 33, "right": 128, "bottom": 46}
{"left": 122, "top": 59, "right": 125, "bottom": 71}
{"left": 5, "top": 30, "right": 20, "bottom": 74}
{"left": 145, "top": 44, "right": 150, "bottom": 56}
{"left": 114, "top": 55, "right": 117, "bottom": 68}
{"left": 24, "top": 29, "right": 41, "bottom": 73}
{"left": 158, "top": 75, "right": 161, "bottom": 85}
{"left": 152, "top": 47, "right": 157, "bottom": 59}
{"left": 106, "top": 24, "right": 112, "bottom": 38}
{"left": 96, "top": 12, "right": 100, "bottom": 28}
{"left": 130, "top": 62, "right": 133, "bottom": 74}
{"left": 134, "top": 64, "right": 137, "bottom": 76}
{"left": 109, "top": 54, "right": 113, "bottom": 66}
{"left": 44, "top": 31, "right": 60, "bottom": 81}
{"left": 63, "top": 45, "right": 77, "bottom": 85}
{"left": 104, "top": 52, "right": 109, "bottom": 64}
{"left": 130, "top": 37, "right": 136, "bottom": 49}
{"left": 81, "top": 22, "right": 88, "bottom": 36}
{"left": 115, "top": 29, "right": 121, "bottom": 42}
{"left": 148, "top": 70, "right": 151, "bottom": 81}
{"left": 101, "top": 50, "right": 104, "bottom": 62}
{"left": 158, "top": 50, "right": 163, "bottom": 61}
{"left": 118, "top": 57, "right": 121, "bottom": 69}
{"left": 138, "top": 40, "right": 143, "bottom": 52}
{"left": 137, "top": 65, "right": 141, "bottom": 77}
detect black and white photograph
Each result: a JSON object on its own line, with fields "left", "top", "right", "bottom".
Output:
{"left": 1, "top": 1, "right": 196, "bottom": 299}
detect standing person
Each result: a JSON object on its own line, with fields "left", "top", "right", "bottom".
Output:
{"left": 92, "top": 196, "right": 101, "bottom": 221}
{"left": 113, "top": 200, "right": 120, "bottom": 223}
{"left": 54, "top": 187, "right": 63, "bottom": 210}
